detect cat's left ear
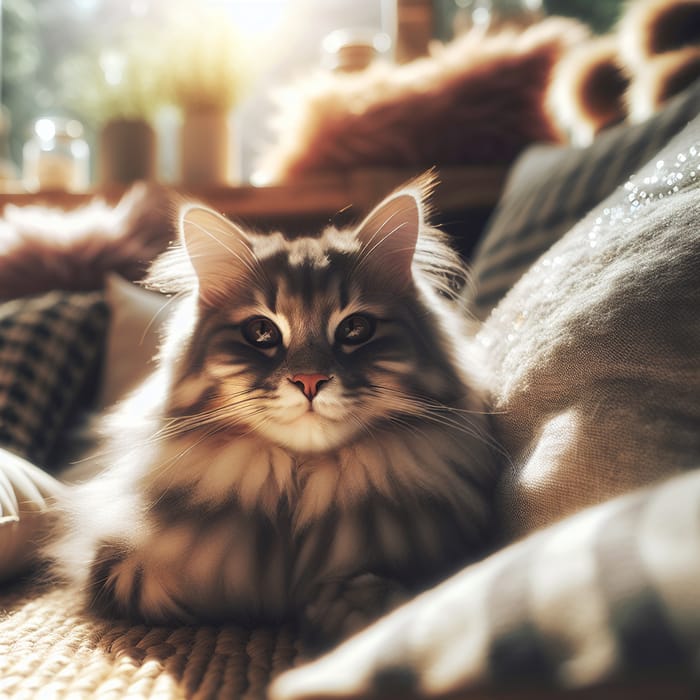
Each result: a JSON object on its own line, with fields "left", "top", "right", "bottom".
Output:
{"left": 355, "top": 178, "right": 430, "bottom": 286}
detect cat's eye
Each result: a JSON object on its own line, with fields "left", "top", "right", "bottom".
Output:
{"left": 241, "top": 317, "right": 281, "bottom": 349}
{"left": 335, "top": 314, "right": 375, "bottom": 346}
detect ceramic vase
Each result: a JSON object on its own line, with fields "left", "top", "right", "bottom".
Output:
{"left": 100, "top": 118, "right": 156, "bottom": 186}
{"left": 180, "top": 109, "right": 233, "bottom": 186}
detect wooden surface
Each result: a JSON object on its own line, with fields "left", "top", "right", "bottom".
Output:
{"left": 0, "top": 167, "right": 508, "bottom": 260}
{"left": 0, "top": 167, "right": 508, "bottom": 222}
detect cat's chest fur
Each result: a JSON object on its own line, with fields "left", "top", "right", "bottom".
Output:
{"left": 146, "top": 425, "right": 469, "bottom": 520}
{"left": 134, "top": 423, "right": 486, "bottom": 621}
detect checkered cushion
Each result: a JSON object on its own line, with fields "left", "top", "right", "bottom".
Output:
{"left": 0, "top": 291, "right": 108, "bottom": 467}
{"left": 465, "top": 77, "right": 700, "bottom": 320}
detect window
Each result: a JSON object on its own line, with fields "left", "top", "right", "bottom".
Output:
{"left": 0, "top": 0, "right": 623, "bottom": 189}
{"left": 0, "top": 0, "right": 395, "bottom": 186}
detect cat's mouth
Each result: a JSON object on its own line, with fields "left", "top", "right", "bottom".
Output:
{"left": 259, "top": 407, "right": 356, "bottom": 454}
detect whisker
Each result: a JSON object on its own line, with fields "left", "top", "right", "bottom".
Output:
{"left": 364, "top": 385, "right": 512, "bottom": 467}
{"left": 139, "top": 290, "right": 184, "bottom": 346}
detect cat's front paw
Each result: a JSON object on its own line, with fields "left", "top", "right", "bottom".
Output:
{"left": 87, "top": 540, "right": 192, "bottom": 623}
{"left": 301, "top": 573, "right": 408, "bottom": 654}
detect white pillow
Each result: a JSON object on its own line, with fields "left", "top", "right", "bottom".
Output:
{"left": 0, "top": 447, "right": 64, "bottom": 581}
{"left": 97, "top": 273, "right": 173, "bottom": 408}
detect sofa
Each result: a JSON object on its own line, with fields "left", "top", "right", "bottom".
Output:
{"left": 0, "top": 73, "right": 698, "bottom": 699}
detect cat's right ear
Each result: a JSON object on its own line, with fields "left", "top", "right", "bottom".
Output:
{"left": 354, "top": 186, "right": 424, "bottom": 289}
{"left": 179, "top": 205, "right": 255, "bottom": 304}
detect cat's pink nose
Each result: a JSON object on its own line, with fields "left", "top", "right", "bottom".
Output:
{"left": 289, "top": 373, "right": 331, "bottom": 400}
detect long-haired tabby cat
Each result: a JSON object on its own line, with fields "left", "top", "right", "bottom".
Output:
{"left": 49, "top": 176, "right": 498, "bottom": 646}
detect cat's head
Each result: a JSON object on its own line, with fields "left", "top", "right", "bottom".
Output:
{"left": 149, "top": 177, "right": 471, "bottom": 454}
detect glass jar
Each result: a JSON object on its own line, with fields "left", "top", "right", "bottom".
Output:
{"left": 0, "top": 106, "right": 19, "bottom": 192}
{"left": 22, "top": 117, "right": 90, "bottom": 192}
{"left": 321, "top": 28, "right": 392, "bottom": 73}
{"left": 449, "top": 0, "right": 543, "bottom": 37}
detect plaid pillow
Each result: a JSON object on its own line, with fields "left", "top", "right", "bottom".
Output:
{"left": 0, "top": 291, "right": 108, "bottom": 468}
{"left": 465, "top": 77, "right": 700, "bottom": 320}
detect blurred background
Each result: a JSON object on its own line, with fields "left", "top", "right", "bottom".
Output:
{"left": 0, "top": 0, "right": 625, "bottom": 190}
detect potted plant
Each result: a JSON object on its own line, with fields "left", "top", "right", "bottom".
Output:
{"left": 59, "top": 39, "right": 164, "bottom": 186}
{"left": 163, "top": 8, "right": 251, "bottom": 187}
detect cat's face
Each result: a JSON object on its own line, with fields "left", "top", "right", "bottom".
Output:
{"left": 165, "top": 183, "right": 463, "bottom": 455}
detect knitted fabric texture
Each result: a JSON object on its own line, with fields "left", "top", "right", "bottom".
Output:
{"left": 0, "top": 579, "right": 298, "bottom": 699}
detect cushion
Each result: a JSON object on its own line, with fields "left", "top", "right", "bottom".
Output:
{"left": 96, "top": 273, "right": 172, "bottom": 409}
{"left": 258, "top": 17, "right": 585, "bottom": 181}
{"left": 0, "top": 290, "right": 108, "bottom": 580}
{"left": 270, "top": 469, "right": 700, "bottom": 699}
{"left": 0, "top": 447, "right": 63, "bottom": 582}
{"left": 483, "top": 112, "right": 700, "bottom": 539}
{"left": 465, "top": 76, "right": 700, "bottom": 320}
{"left": 0, "top": 290, "right": 109, "bottom": 467}
{"left": 0, "top": 183, "right": 175, "bottom": 302}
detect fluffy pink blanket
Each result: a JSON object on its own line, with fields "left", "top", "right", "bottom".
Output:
{"left": 0, "top": 184, "right": 176, "bottom": 302}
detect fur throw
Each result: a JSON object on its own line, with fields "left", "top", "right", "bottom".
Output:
{"left": 258, "top": 18, "right": 587, "bottom": 182}
{"left": 0, "top": 184, "right": 176, "bottom": 301}
{"left": 548, "top": 0, "right": 700, "bottom": 145}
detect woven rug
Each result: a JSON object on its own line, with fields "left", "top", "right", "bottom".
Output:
{"left": 0, "top": 575, "right": 299, "bottom": 699}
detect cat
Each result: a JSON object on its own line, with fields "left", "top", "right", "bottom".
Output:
{"left": 48, "top": 175, "right": 499, "bottom": 647}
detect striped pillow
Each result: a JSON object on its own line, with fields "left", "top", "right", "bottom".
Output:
{"left": 465, "top": 77, "right": 700, "bottom": 321}
{"left": 271, "top": 469, "right": 700, "bottom": 698}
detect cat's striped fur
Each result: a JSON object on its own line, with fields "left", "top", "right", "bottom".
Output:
{"left": 50, "top": 176, "right": 499, "bottom": 645}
